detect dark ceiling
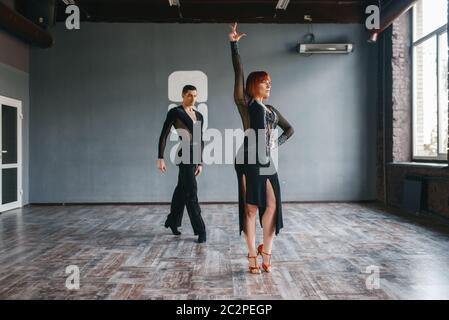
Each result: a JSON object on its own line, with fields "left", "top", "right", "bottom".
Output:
{"left": 55, "top": 0, "right": 394, "bottom": 24}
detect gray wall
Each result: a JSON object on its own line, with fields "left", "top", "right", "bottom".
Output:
{"left": 30, "top": 23, "right": 378, "bottom": 203}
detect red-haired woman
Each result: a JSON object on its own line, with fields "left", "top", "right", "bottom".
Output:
{"left": 228, "top": 23, "right": 294, "bottom": 274}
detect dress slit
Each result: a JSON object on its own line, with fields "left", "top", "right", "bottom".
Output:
{"left": 236, "top": 164, "right": 283, "bottom": 236}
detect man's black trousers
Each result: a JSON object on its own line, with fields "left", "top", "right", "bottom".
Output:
{"left": 165, "top": 163, "right": 206, "bottom": 235}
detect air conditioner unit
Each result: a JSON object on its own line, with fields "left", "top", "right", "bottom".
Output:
{"left": 297, "top": 43, "right": 354, "bottom": 54}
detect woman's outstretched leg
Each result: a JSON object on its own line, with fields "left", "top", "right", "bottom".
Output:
{"left": 241, "top": 174, "right": 259, "bottom": 273}
{"left": 260, "top": 178, "right": 276, "bottom": 271}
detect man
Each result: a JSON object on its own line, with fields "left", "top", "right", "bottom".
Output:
{"left": 157, "top": 85, "right": 207, "bottom": 243}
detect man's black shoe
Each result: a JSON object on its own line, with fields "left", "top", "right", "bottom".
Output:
{"left": 197, "top": 233, "right": 206, "bottom": 243}
{"left": 165, "top": 220, "right": 181, "bottom": 235}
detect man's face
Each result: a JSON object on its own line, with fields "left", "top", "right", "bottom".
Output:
{"left": 182, "top": 90, "right": 198, "bottom": 106}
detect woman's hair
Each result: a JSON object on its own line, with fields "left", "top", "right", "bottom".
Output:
{"left": 246, "top": 71, "right": 270, "bottom": 98}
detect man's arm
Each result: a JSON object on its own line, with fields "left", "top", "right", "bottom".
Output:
{"left": 158, "top": 109, "right": 175, "bottom": 160}
{"left": 193, "top": 112, "right": 204, "bottom": 176}
{"left": 199, "top": 113, "right": 204, "bottom": 166}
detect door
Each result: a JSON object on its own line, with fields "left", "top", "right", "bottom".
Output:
{"left": 0, "top": 95, "right": 22, "bottom": 213}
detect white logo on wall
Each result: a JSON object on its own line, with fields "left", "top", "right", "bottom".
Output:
{"left": 365, "top": 5, "right": 380, "bottom": 30}
{"left": 65, "top": 5, "right": 80, "bottom": 30}
{"left": 167, "top": 71, "right": 208, "bottom": 162}
{"left": 65, "top": 265, "right": 80, "bottom": 290}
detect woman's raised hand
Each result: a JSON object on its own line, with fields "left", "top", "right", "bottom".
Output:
{"left": 228, "top": 22, "right": 246, "bottom": 42}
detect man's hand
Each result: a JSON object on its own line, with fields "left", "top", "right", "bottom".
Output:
{"left": 157, "top": 159, "right": 167, "bottom": 173}
{"left": 194, "top": 164, "right": 203, "bottom": 177}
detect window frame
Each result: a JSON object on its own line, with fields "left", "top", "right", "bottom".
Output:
{"left": 411, "top": 1, "right": 448, "bottom": 162}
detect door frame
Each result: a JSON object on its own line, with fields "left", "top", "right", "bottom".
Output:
{"left": 0, "top": 95, "right": 23, "bottom": 212}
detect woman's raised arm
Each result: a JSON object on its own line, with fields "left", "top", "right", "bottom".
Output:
{"left": 229, "top": 22, "right": 248, "bottom": 108}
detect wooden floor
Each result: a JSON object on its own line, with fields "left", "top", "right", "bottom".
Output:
{"left": 1, "top": 202, "right": 449, "bottom": 300}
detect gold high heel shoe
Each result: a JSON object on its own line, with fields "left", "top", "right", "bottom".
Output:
{"left": 257, "top": 244, "right": 272, "bottom": 273}
{"left": 247, "top": 253, "right": 261, "bottom": 274}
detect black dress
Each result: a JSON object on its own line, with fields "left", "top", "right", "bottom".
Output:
{"left": 230, "top": 41, "right": 294, "bottom": 236}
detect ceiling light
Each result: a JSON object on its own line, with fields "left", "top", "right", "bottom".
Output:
{"left": 276, "top": 0, "right": 290, "bottom": 10}
{"left": 168, "top": 0, "right": 180, "bottom": 6}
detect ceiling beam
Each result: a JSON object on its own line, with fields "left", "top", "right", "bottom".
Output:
{"left": 368, "top": 0, "right": 417, "bottom": 42}
{"left": 0, "top": 1, "right": 53, "bottom": 48}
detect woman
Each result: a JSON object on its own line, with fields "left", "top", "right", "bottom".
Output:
{"left": 228, "top": 22, "right": 294, "bottom": 274}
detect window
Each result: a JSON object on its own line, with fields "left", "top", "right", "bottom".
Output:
{"left": 412, "top": 0, "right": 448, "bottom": 160}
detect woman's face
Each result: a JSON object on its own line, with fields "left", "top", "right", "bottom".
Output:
{"left": 257, "top": 78, "right": 271, "bottom": 100}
